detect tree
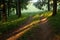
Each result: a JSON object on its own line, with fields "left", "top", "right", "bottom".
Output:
{"left": 0, "top": 0, "right": 2, "bottom": 21}
{"left": 7, "top": 0, "right": 12, "bottom": 16}
{"left": 48, "top": 0, "right": 50, "bottom": 11}
{"left": 16, "top": 0, "right": 31, "bottom": 17}
{"left": 33, "top": 0, "right": 45, "bottom": 10}
{"left": 0, "top": 0, "right": 31, "bottom": 21}
{"left": 52, "top": 0, "right": 57, "bottom": 16}
{"left": 1, "top": 0, "right": 7, "bottom": 22}
{"left": 16, "top": 0, "right": 21, "bottom": 17}
{"left": 0, "top": 12, "right": 1, "bottom": 21}
{"left": 21, "top": 0, "right": 30, "bottom": 10}
{"left": 7, "top": 0, "right": 31, "bottom": 17}
{"left": 33, "top": 0, "right": 49, "bottom": 10}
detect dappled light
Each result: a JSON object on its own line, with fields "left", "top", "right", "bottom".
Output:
{"left": 7, "top": 20, "right": 40, "bottom": 40}
{"left": 7, "top": 28, "right": 31, "bottom": 40}
{"left": 42, "top": 12, "right": 53, "bottom": 17}
{"left": 0, "top": 0, "right": 60, "bottom": 40}
{"left": 6, "top": 12, "right": 51, "bottom": 40}
{"left": 2, "top": 17, "right": 26, "bottom": 25}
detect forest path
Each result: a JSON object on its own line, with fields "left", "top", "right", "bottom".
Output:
{"left": 0, "top": 16, "right": 52, "bottom": 40}
{"left": 6, "top": 16, "right": 54, "bottom": 40}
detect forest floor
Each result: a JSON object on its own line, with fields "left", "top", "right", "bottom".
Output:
{"left": 0, "top": 13, "right": 60, "bottom": 40}
{"left": 7, "top": 16, "right": 53, "bottom": 40}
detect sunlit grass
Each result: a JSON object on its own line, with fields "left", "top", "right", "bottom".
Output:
{"left": 42, "top": 11, "right": 52, "bottom": 17}
{"left": 2, "top": 17, "right": 26, "bottom": 25}
{"left": 32, "top": 11, "right": 52, "bottom": 21}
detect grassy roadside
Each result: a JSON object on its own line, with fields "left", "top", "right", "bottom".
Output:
{"left": 49, "top": 11, "right": 60, "bottom": 35}
{"left": 0, "top": 13, "right": 31, "bottom": 34}
{"left": 0, "top": 12, "right": 44, "bottom": 35}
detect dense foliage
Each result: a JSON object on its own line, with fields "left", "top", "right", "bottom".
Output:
{"left": 21, "top": 0, "right": 31, "bottom": 10}
{"left": 33, "top": 0, "right": 47, "bottom": 10}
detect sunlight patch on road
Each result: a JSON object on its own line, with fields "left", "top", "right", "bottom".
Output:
{"left": 7, "top": 28, "right": 31, "bottom": 40}
{"left": 40, "top": 18, "right": 47, "bottom": 22}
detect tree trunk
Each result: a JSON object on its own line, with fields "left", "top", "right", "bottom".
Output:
{"left": 7, "top": 0, "right": 12, "bottom": 16}
{"left": 48, "top": 0, "right": 50, "bottom": 11}
{"left": 8, "top": 3, "right": 11, "bottom": 16}
{"left": 16, "top": 0, "right": 21, "bottom": 18}
{"left": 2, "top": 0, "right": 7, "bottom": 22}
{"left": 52, "top": 0, "right": 57, "bottom": 16}
{"left": 0, "top": 12, "right": 1, "bottom": 21}
{"left": 8, "top": 7, "right": 11, "bottom": 16}
{"left": 0, "top": 1, "right": 2, "bottom": 21}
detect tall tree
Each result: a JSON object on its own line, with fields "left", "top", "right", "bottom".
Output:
{"left": 16, "top": 0, "right": 30, "bottom": 17}
{"left": 0, "top": 1, "right": 2, "bottom": 21}
{"left": 2, "top": 0, "right": 7, "bottom": 22}
{"left": 16, "top": 0, "right": 21, "bottom": 17}
{"left": 33, "top": 0, "right": 48, "bottom": 10}
{"left": 0, "top": 12, "right": 1, "bottom": 21}
{"left": 7, "top": 0, "right": 12, "bottom": 16}
{"left": 48, "top": 0, "right": 50, "bottom": 11}
{"left": 33, "top": 0, "right": 45, "bottom": 10}
{"left": 52, "top": 0, "right": 57, "bottom": 16}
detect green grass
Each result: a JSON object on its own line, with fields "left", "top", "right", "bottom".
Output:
{"left": 49, "top": 11, "right": 60, "bottom": 35}
{"left": 0, "top": 13, "right": 31, "bottom": 34}
{"left": 0, "top": 12, "right": 43, "bottom": 34}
